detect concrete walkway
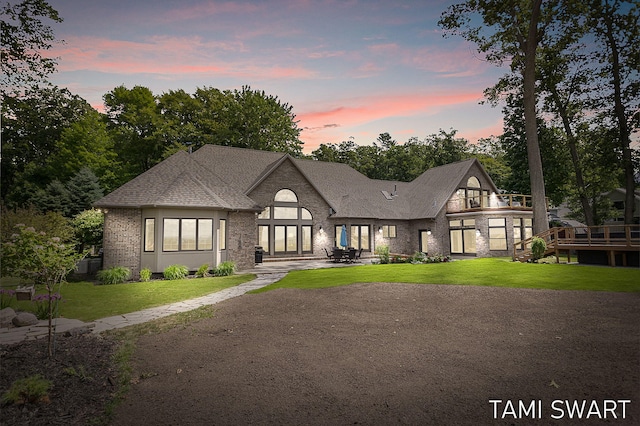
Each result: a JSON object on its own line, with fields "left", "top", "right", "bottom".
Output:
{"left": 0, "top": 258, "right": 369, "bottom": 345}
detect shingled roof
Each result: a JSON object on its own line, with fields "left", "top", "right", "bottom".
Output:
{"left": 94, "top": 145, "right": 494, "bottom": 219}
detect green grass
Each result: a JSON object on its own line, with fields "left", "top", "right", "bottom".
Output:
{"left": 9, "top": 274, "right": 255, "bottom": 321}
{"left": 251, "top": 258, "right": 640, "bottom": 293}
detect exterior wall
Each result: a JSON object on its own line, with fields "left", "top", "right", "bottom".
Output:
{"left": 248, "top": 159, "right": 331, "bottom": 258}
{"left": 103, "top": 208, "right": 142, "bottom": 277}
{"left": 140, "top": 208, "right": 223, "bottom": 274}
{"left": 373, "top": 219, "right": 412, "bottom": 254}
{"left": 226, "top": 211, "right": 257, "bottom": 271}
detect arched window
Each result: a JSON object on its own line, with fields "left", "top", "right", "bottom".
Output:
{"left": 465, "top": 176, "right": 482, "bottom": 208}
{"left": 467, "top": 176, "right": 480, "bottom": 188}
{"left": 274, "top": 189, "right": 298, "bottom": 202}
{"left": 258, "top": 189, "right": 313, "bottom": 255}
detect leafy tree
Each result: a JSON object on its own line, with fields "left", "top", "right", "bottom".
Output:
{"left": 1, "top": 87, "right": 92, "bottom": 206}
{"left": 1, "top": 205, "right": 74, "bottom": 243}
{"left": 49, "top": 108, "right": 121, "bottom": 192}
{"left": 1, "top": 225, "right": 85, "bottom": 357}
{"left": 103, "top": 85, "right": 163, "bottom": 180}
{"left": 439, "top": 0, "right": 565, "bottom": 234}
{"left": 470, "top": 137, "right": 512, "bottom": 190}
{"left": 585, "top": 0, "right": 639, "bottom": 224}
{"left": 423, "top": 129, "right": 470, "bottom": 168}
{"left": 71, "top": 208, "right": 104, "bottom": 253}
{"left": 0, "top": 0, "right": 63, "bottom": 96}
{"left": 191, "top": 86, "right": 303, "bottom": 156}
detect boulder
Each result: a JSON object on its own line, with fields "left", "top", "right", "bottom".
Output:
{"left": 0, "top": 307, "right": 17, "bottom": 327}
{"left": 12, "top": 312, "right": 39, "bottom": 327}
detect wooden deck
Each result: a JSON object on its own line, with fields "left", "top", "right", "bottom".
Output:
{"left": 513, "top": 225, "right": 640, "bottom": 267}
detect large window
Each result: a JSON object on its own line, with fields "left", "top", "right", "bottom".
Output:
{"left": 258, "top": 189, "right": 313, "bottom": 254}
{"left": 450, "top": 219, "right": 476, "bottom": 254}
{"left": 488, "top": 218, "right": 507, "bottom": 250}
{"left": 163, "top": 218, "right": 213, "bottom": 252}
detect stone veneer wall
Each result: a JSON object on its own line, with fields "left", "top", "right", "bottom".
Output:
{"left": 226, "top": 211, "right": 257, "bottom": 271}
{"left": 248, "top": 159, "right": 331, "bottom": 256}
{"left": 102, "top": 208, "right": 141, "bottom": 277}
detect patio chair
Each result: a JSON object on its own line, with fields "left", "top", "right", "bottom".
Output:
{"left": 332, "top": 248, "right": 344, "bottom": 262}
{"left": 323, "top": 248, "right": 334, "bottom": 261}
{"left": 346, "top": 248, "right": 357, "bottom": 263}
{"left": 355, "top": 248, "right": 363, "bottom": 262}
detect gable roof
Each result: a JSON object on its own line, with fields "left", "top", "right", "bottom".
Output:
{"left": 94, "top": 150, "right": 261, "bottom": 210}
{"left": 94, "top": 145, "right": 498, "bottom": 219}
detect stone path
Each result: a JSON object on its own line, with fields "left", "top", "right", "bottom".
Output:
{"left": 0, "top": 273, "right": 286, "bottom": 346}
{"left": 0, "top": 258, "right": 372, "bottom": 345}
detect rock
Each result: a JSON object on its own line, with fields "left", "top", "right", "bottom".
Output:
{"left": 0, "top": 307, "right": 17, "bottom": 327}
{"left": 12, "top": 312, "right": 39, "bottom": 327}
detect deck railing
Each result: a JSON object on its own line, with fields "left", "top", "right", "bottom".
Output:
{"left": 513, "top": 224, "right": 640, "bottom": 265}
{"left": 447, "top": 194, "right": 535, "bottom": 213}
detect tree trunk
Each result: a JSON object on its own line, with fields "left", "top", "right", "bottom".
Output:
{"left": 603, "top": 9, "right": 635, "bottom": 224}
{"left": 523, "top": 0, "right": 549, "bottom": 235}
{"left": 551, "top": 90, "right": 595, "bottom": 226}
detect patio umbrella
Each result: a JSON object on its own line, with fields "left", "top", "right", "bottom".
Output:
{"left": 340, "top": 225, "right": 348, "bottom": 249}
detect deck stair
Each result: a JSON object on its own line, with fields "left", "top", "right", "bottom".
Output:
{"left": 513, "top": 225, "right": 640, "bottom": 267}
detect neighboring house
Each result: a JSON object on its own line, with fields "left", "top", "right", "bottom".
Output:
{"left": 603, "top": 188, "right": 640, "bottom": 225}
{"left": 94, "top": 145, "right": 537, "bottom": 275}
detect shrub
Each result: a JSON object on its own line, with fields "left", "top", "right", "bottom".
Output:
{"left": 163, "top": 264, "right": 189, "bottom": 280}
{"left": 531, "top": 236, "right": 547, "bottom": 262}
{"left": 375, "top": 245, "right": 390, "bottom": 264}
{"left": 213, "top": 261, "right": 235, "bottom": 277}
{"left": 196, "top": 263, "right": 210, "bottom": 278}
{"left": 0, "top": 289, "right": 16, "bottom": 309}
{"left": 411, "top": 251, "right": 426, "bottom": 264}
{"left": 425, "top": 254, "right": 451, "bottom": 263}
{"left": 1, "top": 374, "right": 52, "bottom": 405}
{"left": 97, "top": 266, "right": 131, "bottom": 285}
{"left": 139, "top": 268, "right": 152, "bottom": 282}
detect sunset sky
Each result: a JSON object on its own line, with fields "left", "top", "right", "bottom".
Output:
{"left": 46, "top": 0, "right": 509, "bottom": 153}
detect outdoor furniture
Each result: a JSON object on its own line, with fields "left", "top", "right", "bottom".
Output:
{"left": 324, "top": 248, "right": 334, "bottom": 261}
{"left": 346, "top": 248, "right": 357, "bottom": 263}
{"left": 332, "top": 248, "right": 344, "bottom": 262}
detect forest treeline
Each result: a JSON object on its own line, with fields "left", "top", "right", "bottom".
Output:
{"left": 1, "top": 0, "right": 638, "bottom": 227}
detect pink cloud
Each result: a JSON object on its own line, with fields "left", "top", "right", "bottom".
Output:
{"left": 297, "top": 90, "right": 487, "bottom": 151}
{"left": 458, "top": 119, "right": 505, "bottom": 144}
{"left": 51, "top": 35, "right": 315, "bottom": 80}
{"left": 299, "top": 91, "right": 482, "bottom": 128}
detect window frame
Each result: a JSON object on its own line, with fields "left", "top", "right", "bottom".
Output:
{"left": 144, "top": 218, "right": 155, "bottom": 252}
{"left": 488, "top": 217, "right": 507, "bottom": 250}
{"left": 162, "top": 218, "right": 215, "bottom": 252}
{"left": 381, "top": 225, "right": 397, "bottom": 238}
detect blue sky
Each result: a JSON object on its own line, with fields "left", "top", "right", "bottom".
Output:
{"left": 47, "top": 0, "right": 508, "bottom": 152}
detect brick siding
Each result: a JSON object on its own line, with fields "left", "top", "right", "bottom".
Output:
{"left": 102, "top": 208, "right": 142, "bottom": 277}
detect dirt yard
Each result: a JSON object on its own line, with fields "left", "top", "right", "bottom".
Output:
{"left": 112, "top": 283, "right": 639, "bottom": 425}
{"left": 2, "top": 283, "right": 638, "bottom": 425}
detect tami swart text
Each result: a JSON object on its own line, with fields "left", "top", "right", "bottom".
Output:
{"left": 490, "top": 399, "right": 631, "bottom": 420}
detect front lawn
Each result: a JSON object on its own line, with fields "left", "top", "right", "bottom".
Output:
{"left": 252, "top": 258, "right": 640, "bottom": 293}
{"left": 6, "top": 274, "right": 255, "bottom": 322}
